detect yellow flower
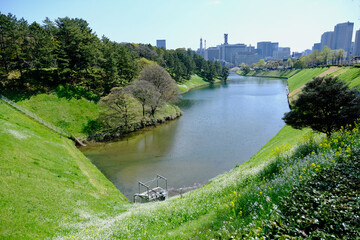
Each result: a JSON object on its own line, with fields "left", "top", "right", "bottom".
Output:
{"left": 303, "top": 168, "right": 306, "bottom": 172}
{"left": 311, "top": 163, "right": 316, "bottom": 168}
{"left": 315, "top": 168, "right": 319, "bottom": 171}
{"left": 239, "top": 210, "right": 243, "bottom": 215}
{"left": 230, "top": 201, "right": 235, "bottom": 207}
{"left": 299, "top": 176, "right": 303, "bottom": 180}
{"left": 311, "top": 151, "right": 315, "bottom": 155}
{"left": 317, "top": 165, "right": 320, "bottom": 168}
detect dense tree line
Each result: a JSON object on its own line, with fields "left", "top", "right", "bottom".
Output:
{"left": 0, "top": 13, "right": 228, "bottom": 100}
{"left": 240, "top": 47, "right": 349, "bottom": 72}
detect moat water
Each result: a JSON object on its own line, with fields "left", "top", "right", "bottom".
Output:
{"left": 81, "top": 73, "right": 290, "bottom": 200}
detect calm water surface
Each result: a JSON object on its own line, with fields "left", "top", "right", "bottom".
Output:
{"left": 81, "top": 74, "right": 290, "bottom": 200}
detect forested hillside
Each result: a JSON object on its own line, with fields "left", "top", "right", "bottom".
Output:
{"left": 0, "top": 12, "right": 229, "bottom": 101}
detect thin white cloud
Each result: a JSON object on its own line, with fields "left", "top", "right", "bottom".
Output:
{"left": 207, "top": 0, "right": 221, "bottom": 6}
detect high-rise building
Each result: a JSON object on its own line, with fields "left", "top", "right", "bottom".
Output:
{"left": 320, "top": 31, "right": 334, "bottom": 50}
{"left": 333, "top": 22, "right": 354, "bottom": 53}
{"left": 273, "top": 47, "right": 291, "bottom": 59}
{"left": 257, "top": 41, "right": 278, "bottom": 58}
{"left": 156, "top": 39, "right": 166, "bottom": 49}
{"left": 312, "top": 43, "right": 322, "bottom": 52}
{"left": 224, "top": 34, "right": 228, "bottom": 45}
{"left": 354, "top": 30, "right": 360, "bottom": 57}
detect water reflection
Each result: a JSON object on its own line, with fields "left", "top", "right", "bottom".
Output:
{"left": 81, "top": 74, "right": 290, "bottom": 200}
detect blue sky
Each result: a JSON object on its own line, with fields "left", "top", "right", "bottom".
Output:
{"left": 1, "top": 0, "right": 359, "bottom": 52}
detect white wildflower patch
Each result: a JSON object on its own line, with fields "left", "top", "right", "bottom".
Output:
{"left": 6, "top": 129, "right": 29, "bottom": 140}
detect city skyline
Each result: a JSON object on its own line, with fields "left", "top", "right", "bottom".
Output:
{"left": 1, "top": 0, "right": 359, "bottom": 52}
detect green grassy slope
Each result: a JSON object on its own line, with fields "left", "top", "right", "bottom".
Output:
{"left": 178, "top": 74, "right": 222, "bottom": 93}
{"left": 287, "top": 67, "right": 329, "bottom": 92}
{"left": 330, "top": 66, "right": 360, "bottom": 89}
{"left": 0, "top": 103, "right": 128, "bottom": 239}
{"left": 17, "top": 94, "right": 100, "bottom": 138}
{"left": 236, "top": 69, "right": 300, "bottom": 79}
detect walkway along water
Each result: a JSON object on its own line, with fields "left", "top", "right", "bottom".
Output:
{"left": 81, "top": 74, "right": 290, "bottom": 200}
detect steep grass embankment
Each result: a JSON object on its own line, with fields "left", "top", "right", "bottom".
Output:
{"left": 238, "top": 66, "right": 360, "bottom": 103}
{"left": 0, "top": 103, "right": 129, "bottom": 239}
{"left": 178, "top": 74, "right": 223, "bottom": 93}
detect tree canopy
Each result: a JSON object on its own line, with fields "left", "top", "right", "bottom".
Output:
{"left": 0, "top": 12, "right": 225, "bottom": 101}
{"left": 283, "top": 76, "right": 360, "bottom": 137}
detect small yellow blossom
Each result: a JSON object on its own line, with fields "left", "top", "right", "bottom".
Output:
{"left": 311, "top": 163, "right": 316, "bottom": 168}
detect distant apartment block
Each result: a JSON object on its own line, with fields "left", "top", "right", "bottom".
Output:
{"left": 312, "top": 43, "right": 322, "bottom": 52}
{"left": 354, "top": 30, "right": 360, "bottom": 57}
{"left": 273, "top": 47, "right": 290, "bottom": 59}
{"left": 333, "top": 22, "right": 353, "bottom": 53}
{"left": 156, "top": 39, "right": 166, "bottom": 49}
{"left": 320, "top": 31, "right": 334, "bottom": 50}
{"left": 257, "top": 42, "right": 274, "bottom": 58}
{"left": 199, "top": 34, "right": 290, "bottom": 66}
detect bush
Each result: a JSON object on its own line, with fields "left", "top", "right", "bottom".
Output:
{"left": 82, "top": 119, "right": 103, "bottom": 136}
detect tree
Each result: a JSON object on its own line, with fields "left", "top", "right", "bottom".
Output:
{"left": 138, "top": 64, "right": 179, "bottom": 116}
{"left": 283, "top": 76, "right": 360, "bottom": 137}
{"left": 294, "top": 58, "right": 306, "bottom": 69}
{"left": 99, "top": 87, "right": 137, "bottom": 131}
{"left": 286, "top": 58, "right": 294, "bottom": 69}
{"left": 126, "top": 80, "right": 160, "bottom": 117}
{"left": 221, "top": 66, "right": 230, "bottom": 81}
{"left": 258, "top": 59, "right": 266, "bottom": 68}
{"left": 320, "top": 46, "right": 331, "bottom": 65}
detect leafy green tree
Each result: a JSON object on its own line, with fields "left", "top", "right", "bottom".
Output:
{"left": 204, "top": 61, "right": 217, "bottom": 82}
{"left": 286, "top": 58, "right": 294, "bottom": 68}
{"left": 258, "top": 59, "right": 266, "bottom": 68}
{"left": 221, "top": 66, "right": 230, "bottom": 81}
{"left": 241, "top": 63, "right": 250, "bottom": 74}
{"left": 283, "top": 76, "right": 360, "bottom": 137}
{"left": 99, "top": 87, "right": 137, "bottom": 131}
{"left": 320, "top": 46, "right": 331, "bottom": 65}
{"left": 0, "top": 13, "right": 17, "bottom": 73}
{"left": 28, "top": 22, "right": 56, "bottom": 69}
{"left": 55, "top": 17, "right": 101, "bottom": 70}
{"left": 294, "top": 58, "right": 306, "bottom": 69}
{"left": 138, "top": 64, "right": 179, "bottom": 116}
{"left": 126, "top": 80, "right": 160, "bottom": 117}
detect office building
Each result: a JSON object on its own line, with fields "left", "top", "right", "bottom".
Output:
{"left": 156, "top": 39, "right": 166, "bottom": 49}
{"left": 257, "top": 41, "right": 278, "bottom": 58}
{"left": 273, "top": 47, "right": 291, "bottom": 59}
{"left": 312, "top": 43, "right": 322, "bottom": 52}
{"left": 320, "top": 31, "right": 334, "bottom": 50}
{"left": 333, "top": 22, "right": 354, "bottom": 53}
{"left": 354, "top": 30, "right": 360, "bottom": 57}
